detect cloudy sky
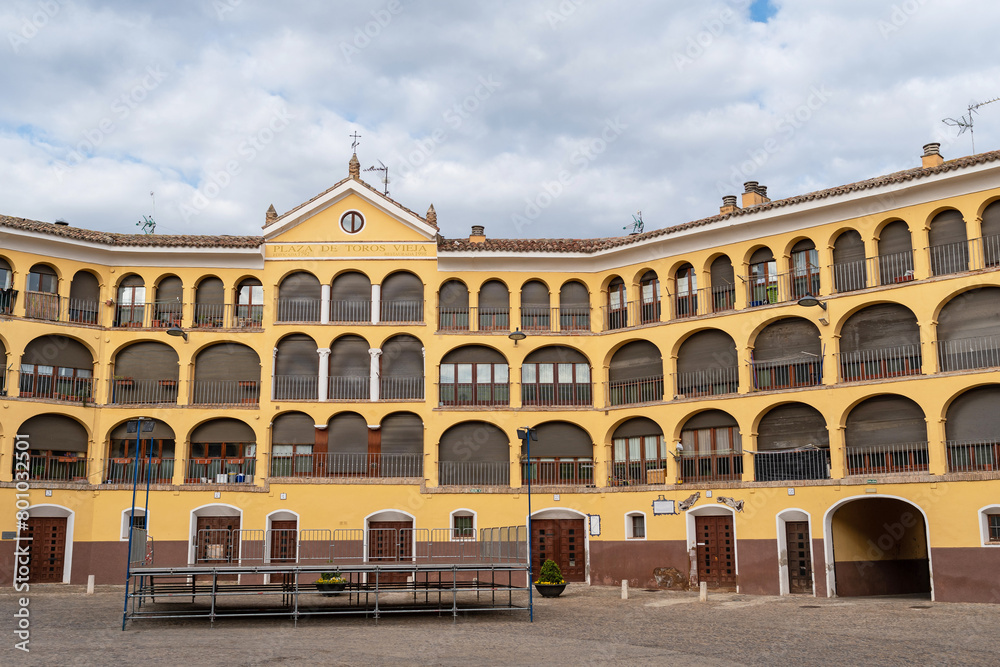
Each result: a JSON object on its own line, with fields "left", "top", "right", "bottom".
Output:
{"left": 3, "top": 0, "right": 1000, "bottom": 241}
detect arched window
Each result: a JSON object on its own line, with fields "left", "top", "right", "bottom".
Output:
{"left": 679, "top": 410, "right": 742, "bottom": 483}
{"left": 709, "top": 255, "right": 736, "bottom": 313}
{"left": 928, "top": 209, "right": 969, "bottom": 276}
{"left": 277, "top": 272, "right": 321, "bottom": 322}
{"left": 750, "top": 318, "right": 821, "bottom": 390}
{"left": 832, "top": 230, "right": 867, "bottom": 293}
{"left": 270, "top": 412, "right": 315, "bottom": 477}
{"left": 439, "top": 280, "right": 470, "bottom": 330}
{"left": 115, "top": 275, "right": 146, "bottom": 327}
{"left": 153, "top": 276, "right": 183, "bottom": 328}
{"left": 522, "top": 347, "right": 591, "bottom": 407}
{"left": 440, "top": 346, "right": 509, "bottom": 407}
{"left": 0, "top": 257, "right": 14, "bottom": 315}
{"left": 676, "top": 330, "right": 739, "bottom": 397}
{"left": 790, "top": 239, "right": 820, "bottom": 300}
{"left": 107, "top": 419, "right": 175, "bottom": 484}
{"left": 235, "top": 278, "right": 264, "bottom": 327}
{"left": 606, "top": 277, "right": 627, "bottom": 330}
{"left": 838, "top": 304, "right": 921, "bottom": 381}
{"left": 673, "top": 264, "right": 697, "bottom": 319}
{"left": 611, "top": 417, "right": 665, "bottom": 485}
{"left": 194, "top": 277, "right": 225, "bottom": 328}
{"left": 381, "top": 272, "right": 423, "bottom": 323}
{"left": 187, "top": 419, "right": 256, "bottom": 484}
{"left": 607, "top": 341, "right": 663, "bottom": 406}
{"left": 845, "top": 395, "right": 927, "bottom": 475}
{"left": 522, "top": 422, "right": 593, "bottom": 485}
{"left": 982, "top": 200, "right": 1000, "bottom": 267}
{"left": 520, "top": 281, "right": 550, "bottom": 331}
{"left": 558, "top": 281, "right": 590, "bottom": 331}
{"left": 26, "top": 264, "right": 59, "bottom": 321}
{"left": 438, "top": 421, "right": 510, "bottom": 486}
{"left": 754, "top": 403, "right": 829, "bottom": 482}
{"left": 111, "top": 342, "right": 179, "bottom": 405}
{"left": 639, "top": 271, "right": 660, "bottom": 323}
{"left": 17, "top": 414, "right": 89, "bottom": 481}
{"left": 477, "top": 280, "right": 510, "bottom": 331}
{"left": 748, "top": 247, "right": 778, "bottom": 306}
{"left": 945, "top": 385, "right": 1000, "bottom": 473}
{"left": 877, "top": 220, "right": 914, "bottom": 284}
{"left": 20, "top": 335, "right": 94, "bottom": 402}
{"left": 68, "top": 271, "right": 100, "bottom": 324}
{"left": 330, "top": 272, "right": 371, "bottom": 323}
{"left": 937, "top": 287, "right": 1000, "bottom": 372}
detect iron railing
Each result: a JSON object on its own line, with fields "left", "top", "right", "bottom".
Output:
{"left": 24, "top": 454, "right": 89, "bottom": 482}
{"left": 380, "top": 375, "right": 424, "bottom": 400}
{"left": 520, "top": 382, "right": 592, "bottom": 407}
{"left": 328, "top": 375, "right": 370, "bottom": 400}
{"left": 185, "top": 457, "right": 256, "bottom": 484}
{"left": 275, "top": 298, "right": 322, "bottom": 322}
{"left": 103, "top": 458, "right": 175, "bottom": 484}
{"left": 601, "top": 301, "right": 661, "bottom": 331}
{"left": 832, "top": 252, "right": 916, "bottom": 292}
{"left": 677, "top": 451, "right": 743, "bottom": 483}
{"left": 438, "top": 382, "right": 510, "bottom": 407}
{"left": 190, "top": 380, "right": 260, "bottom": 406}
{"left": 108, "top": 378, "right": 179, "bottom": 405}
{"left": 937, "top": 335, "right": 1000, "bottom": 372}
{"left": 329, "top": 299, "right": 372, "bottom": 323}
{"left": 521, "top": 458, "right": 594, "bottom": 486}
{"left": 832, "top": 258, "right": 869, "bottom": 293}
{"left": 380, "top": 299, "right": 424, "bottom": 323}
{"left": 273, "top": 375, "right": 319, "bottom": 400}
{"left": 837, "top": 345, "right": 921, "bottom": 382}
{"left": 753, "top": 448, "right": 830, "bottom": 481}
{"left": 267, "top": 452, "right": 423, "bottom": 478}
{"left": 845, "top": 441, "right": 929, "bottom": 475}
{"left": 605, "top": 375, "right": 664, "bottom": 407}
{"left": 750, "top": 358, "right": 822, "bottom": 391}
{"left": 946, "top": 439, "right": 999, "bottom": 473}
{"left": 608, "top": 459, "right": 669, "bottom": 486}
{"left": 22, "top": 294, "right": 102, "bottom": 325}
{"left": 928, "top": 240, "right": 971, "bottom": 276}
{"left": 438, "top": 461, "right": 510, "bottom": 486}
{"left": 673, "top": 367, "right": 739, "bottom": 398}
{"left": 16, "top": 371, "right": 94, "bottom": 403}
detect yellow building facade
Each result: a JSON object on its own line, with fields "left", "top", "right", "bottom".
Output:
{"left": 2, "top": 144, "right": 1000, "bottom": 601}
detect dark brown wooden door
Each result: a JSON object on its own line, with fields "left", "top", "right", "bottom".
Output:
{"left": 270, "top": 520, "right": 297, "bottom": 563}
{"left": 22, "top": 517, "right": 66, "bottom": 583}
{"left": 531, "top": 519, "right": 586, "bottom": 582}
{"left": 367, "top": 427, "right": 381, "bottom": 477}
{"left": 696, "top": 515, "right": 736, "bottom": 588}
{"left": 196, "top": 515, "right": 240, "bottom": 580}
{"left": 785, "top": 521, "right": 813, "bottom": 594}
{"left": 369, "top": 520, "right": 412, "bottom": 583}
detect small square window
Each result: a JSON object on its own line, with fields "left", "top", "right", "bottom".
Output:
{"left": 453, "top": 515, "right": 474, "bottom": 539}
{"left": 989, "top": 515, "right": 1000, "bottom": 543}
{"left": 628, "top": 514, "right": 645, "bottom": 539}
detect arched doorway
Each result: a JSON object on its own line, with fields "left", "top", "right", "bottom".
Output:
{"left": 825, "top": 496, "right": 932, "bottom": 598}
{"left": 530, "top": 508, "right": 587, "bottom": 583}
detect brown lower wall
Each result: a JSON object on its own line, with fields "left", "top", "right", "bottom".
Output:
{"left": 589, "top": 540, "right": 689, "bottom": 588}
{"left": 737, "top": 539, "right": 780, "bottom": 595}
{"left": 834, "top": 558, "right": 931, "bottom": 597}
{"left": 930, "top": 547, "right": 1000, "bottom": 603}
{"left": 72, "top": 540, "right": 188, "bottom": 585}
{"left": 0, "top": 540, "right": 16, "bottom": 586}
{"left": 812, "top": 539, "right": 827, "bottom": 598}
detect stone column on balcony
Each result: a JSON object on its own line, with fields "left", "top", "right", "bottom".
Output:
{"left": 823, "top": 333, "right": 840, "bottom": 386}
{"left": 317, "top": 348, "right": 331, "bottom": 401}
{"left": 919, "top": 319, "right": 939, "bottom": 375}
{"left": 172, "top": 438, "right": 188, "bottom": 486}
{"left": 928, "top": 417, "right": 948, "bottom": 476}
{"left": 736, "top": 264, "right": 749, "bottom": 310}
{"left": 741, "top": 429, "right": 755, "bottom": 482}
{"left": 913, "top": 224, "right": 932, "bottom": 280}
{"left": 969, "top": 215, "right": 986, "bottom": 271}
{"left": 320, "top": 284, "right": 331, "bottom": 324}
{"left": 819, "top": 244, "right": 835, "bottom": 297}
{"left": 271, "top": 347, "right": 278, "bottom": 400}
{"left": 829, "top": 426, "right": 846, "bottom": 479}
{"left": 863, "top": 235, "right": 880, "bottom": 288}
{"left": 371, "top": 283, "right": 381, "bottom": 325}
{"left": 738, "top": 346, "right": 754, "bottom": 394}
{"left": 369, "top": 348, "right": 382, "bottom": 401}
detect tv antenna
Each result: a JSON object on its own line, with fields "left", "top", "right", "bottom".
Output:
{"left": 365, "top": 160, "right": 390, "bottom": 196}
{"left": 136, "top": 191, "right": 156, "bottom": 234}
{"left": 943, "top": 96, "right": 1000, "bottom": 154}
{"left": 624, "top": 210, "right": 644, "bottom": 235}
{"left": 350, "top": 131, "right": 361, "bottom": 152}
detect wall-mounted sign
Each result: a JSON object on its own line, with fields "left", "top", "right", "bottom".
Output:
{"left": 652, "top": 495, "right": 677, "bottom": 515}
{"left": 588, "top": 514, "right": 601, "bottom": 536}
{"left": 265, "top": 242, "right": 435, "bottom": 259}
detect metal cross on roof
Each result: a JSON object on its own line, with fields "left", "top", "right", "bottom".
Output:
{"left": 350, "top": 131, "right": 361, "bottom": 151}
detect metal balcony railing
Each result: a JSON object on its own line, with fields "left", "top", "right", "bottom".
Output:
{"left": 22, "top": 290, "right": 61, "bottom": 321}
{"left": 275, "top": 298, "right": 322, "bottom": 323}
{"left": 876, "top": 250, "right": 916, "bottom": 286}
{"left": 438, "top": 382, "right": 510, "bottom": 407}
{"left": 267, "top": 452, "right": 423, "bottom": 478}
{"left": 673, "top": 367, "right": 739, "bottom": 398}
{"left": 832, "top": 258, "right": 869, "bottom": 293}
{"left": 0, "top": 287, "right": 17, "bottom": 315}
{"left": 520, "top": 382, "right": 592, "bottom": 407}
{"left": 837, "top": 345, "right": 921, "bottom": 382}
{"left": 601, "top": 301, "right": 661, "bottom": 331}
{"left": 328, "top": 375, "right": 369, "bottom": 400}
{"left": 946, "top": 439, "right": 999, "bottom": 473}
{"left": 273, "top": 375, "right": 319, "bottom": 400}
{"left": 111, "top": 301, "right": 184, "bottom": 328}
{"left": 928, "top": 240, "right": 971, "bottom": 276}
{"left": 329, "top": 299, "right": 371, "bottom": 323}
{"left": 521, "top": 458, "right": 594, "bottom": 486}
{"left": 103, "top": 458, "right": 175, "bottom": 484}
{"left": 937, "top": 334, "right": 1000, "bottom": 372}
{"left": 380, "top": 375, "right": 424, "bottom": 400}
{"left": 16, "top": 371, "right": 94, "bottom": 403}
{"left": 670, "top": 291, "right": 699, "bottom": 320}
{"left": 605, "top": 375, "right": 664, "bottom": 407}
{"left": 668, "top": 285, "right": 736, "bottom": 317}
{"left": 22, "top": 294, "right": 103, "bottom": 325}
{"left": 108, "top": 378, "right": 179, "bottom": 405}
{"left": 753, "top": 448, "right": 830, "bottom": 481}
{"left": 845, "top": 441, "right": 929, "bottom": 475}
{"left": 608, "top": 459, "right": 669, "bottom": 486}
{"left": 750, "top": 358, "right": 822, "bottom": 391}
{"left": 677, "top": 451, "right": 743, "bottom": 483}
{"left": 381, "top": 299, "right": 424, "bottom": 323}
{"left": 24, "top": 454, "right": 89, "bottom": 482}
{"left": 184, "top": 457, "right": 256, "bottom": 484}
{"left": 438, "top": 461, "right": 510, "bottom": 486}
{"left": 190, "top": 380, "right": 260, "bottom": 406}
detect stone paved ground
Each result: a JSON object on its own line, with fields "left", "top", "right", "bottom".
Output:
{"left": 2, "top": 584, "right": 999, "bottom": 666}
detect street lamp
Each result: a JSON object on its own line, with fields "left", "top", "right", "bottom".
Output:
{"left": 796, "top": 295, "right": 826, "bottom": 310}
{"left": 166, "top": 326, "right": 188, "bottom": 341}
{"left": 508, "top": 328, "right": 527, "bottom": 345}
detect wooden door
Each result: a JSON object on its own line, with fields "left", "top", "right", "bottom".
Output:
{"left": 369, "top": 520, "right": 412, "bottom": 583}
{"left": 270, "top": 520, "right": 297, "bottom": 563}
{"left": 196, "top": 515, "right": 240, "bottom": 580}
{"left": 531, "top": 519, "right": 586, "bottom": 582}
{"left": 367, "top": 427, "right": 381, "bottom": 477}
{"left": 22, "top": 517, "right": 66, "bottom": 583}
{"left": 785, "top": 521, "right": 813, "bottom": 594}
{"left": 695, "top": 515, "right": 736, "bottom": 588}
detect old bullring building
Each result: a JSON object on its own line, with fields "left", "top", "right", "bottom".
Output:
{"left": 2, "top": 143, "right": 999, "bottom": 602}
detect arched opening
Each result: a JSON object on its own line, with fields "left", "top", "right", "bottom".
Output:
{"left": 114, "top": 274, "right": 146, "bottom": 327}
{"left": 235, "top": 277, "right": 264, "bottom": 327}
{"left": 673, "top": 264, "right": 697, "bottom": 319}
{"left": 754, "top": 403, "right": 830, "bottom": 481}
{"left": 105, "top": 418, "right": 175, "bottom": 484}
{"left": 277, "top": 271, "right": 321, "bottom": 322}
{"left": 687, "top": 505, "right": 737, "bottom": 590}
{"left": 639, "top": 270, "right": 661, "bottom": 324}
{"left": 187, "top": 418, "right": 256, "bottom": 484}
{"left": 522, "top": 346, "right": 591, "bottom": 407}
{"left": 790, "top": 239, "right": 820, "bottom": 300}
{"left": 877, "top": 220, "right": 914, "bottom": 284}
{"left": 20, "top": 505, "right": 75, "bottom": 583}
{"left": 838, "top": 304, "right": 921, "bottom": 381}
{"left": 845, "top": 395, "right": 928, "bottom": 475}
{"left": 929, "top": 209, "right": 969, "bottom": 276}
{"left": 111, "top": 342, "right": 179, "bottom": 405}
{"left": 982, "top": 200, "right": 1000, "bottom": 266}
{"left": 365, "top": 510, "right": 415, "bottom": 575}
{"left": 380, "top": 334, "right": 424, "bottom": 400}
{"left": 610, "top": 417, "right": 665, "bottom": 485}
{"left": 607, "top": 341, "right": 663, "bottom": 406}
{"left": 26, "top": 263, "right": 60, "bottom": 321}
{"left": 325, "top": 412, "right": 369, "bottom": 477}
{"left": 558, "top": 281, "right": 590, "bottom": 331}
{"left": 945, "top": 385, "right": 1000, "bottom": 473}
{"left": 269, "top": 412, "right": 315, "bottom": 478}
{"left": 16, "top": 414, "right": 89, "bottom": 482}
{"left": 605, "top": 276, "right": 627, "bottom": 330}
{"left": 439, "top": 345, "right": 509, "bottom": 407}
{"left": 438, "top": 280, "right": 469, "bottom": 330}
{"left": 709, "top": 255, "right": 736, "bottom": 313}
{"left": 678, "top": 410, "right": 742, "bottom": 483}
{"left": 379, "top": 411, "right": 423, "bottom": 477}
{"left": 192, "top": 343, "right": 261, "bottom": 405}
{"left": 522, "top": 421, "right": 593, "bottom": 486}
{"left": 477, "top": 280, "right": 510, "bottom": 331}
{"left": 675, "top": 330, "right": 739, "bottom": 397}
{"left": 153, "top": 275, "right": 183, "bottom": 328}
{"left": 329, "top": 334, "right": 370, "bottom": 400}
{"left": 68, "top": 270, "right": 101, "bottom": 324}
{"left": 750, "top": 318, "right": 822, "bottom": 391}
{"left": 19, "top": 335, "right": 94, "bottom": 402}
{"left": 747, "top": 247, "right": 779, "bottom": 306}
{"left": 777, "top": 510, "right": 815, "bottom": 595}
{"left": 833, "top": 229, "right": 867, "bottom": 293}
{"left": 438, "top": 421, "right": 510, "bottom": 486}
{"left": 827, "top": 497, "right": 931, "bottom": 598}
{"left": 531, "top": 508, "right": 588, "bottom": 583}
{"left": 190, "top": 504, "right": 242, "bottom": 575}
{"left": 0, "top": 256, "right": 15, "bottom": 314}
{"left": 520, "top": 280, "right": 550, "bottom": 331}
{"left": 193, "top": 276, "right": 225, "bottom": 328}
{"left": 936, "top": 287, "right": 1000, "bottom": 372}
{"left": 381, "top": 271, "right": 423, "bottom": 323}
{"left": 274, "top": 334, "right": 318, "bottom": 400}
{"left": 331, "top": 271, "right": 371, "bottom": 323}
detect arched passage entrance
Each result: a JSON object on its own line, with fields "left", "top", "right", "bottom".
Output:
{"left": 825, "top": 496, "right": 932, "bottom": 598}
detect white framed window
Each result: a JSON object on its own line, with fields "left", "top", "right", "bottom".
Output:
{"left": 121, "top": 508, "right": 148, "bottom": 541}
{"left": 450, "top": 509, "right": 476, "bottom": 540}
{"left": 980, "top": 506, "right": 1000, "bottom": 546}
{"left": 340, "top": 210, "right": 365, "bottom": 234}
{"left": 625, "top": 511, "right": 646, "bottom": 540}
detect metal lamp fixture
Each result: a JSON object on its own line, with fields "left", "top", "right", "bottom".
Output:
{"left": 796, "top": 295, "right": 827, "bottom": 310}
{"left": 166, "top": 326, "right": 188, "bottom": 341}
{"left": 508, "top": 328, "right": 527, "bottom": 345}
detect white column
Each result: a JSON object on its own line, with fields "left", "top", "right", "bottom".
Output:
{"left": 320, "top": 284, "right": 331, "bottom": 324}
{"left": 271, "top": 347, "right": 278, "bottom": 400}
{"left": 369, "top": 348, "right": 382, "bottom": 402}
{"left": 371, "top": 283, "right": 381, "bottom": 325}
{"left": 317, "top": 348, "right": 331, "bottom": 401}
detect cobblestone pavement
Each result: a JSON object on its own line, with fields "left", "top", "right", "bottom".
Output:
{"left": 3, "top": 584, "right": 999, "bottom": 666}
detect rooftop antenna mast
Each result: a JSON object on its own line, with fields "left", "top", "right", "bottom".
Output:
{"left": 350, "top": 131, "right": 361, "bottom": 152}
{"left": 136, "top": 191, "right": 156, "bottom": 234}
{"left": 623, "top": 210, "right": 644, "bottom": 235}
{"left": 365, "top": 160, "right": 390, "bottom": 196}
{"left": 943, "top": 96, "right": 1000, "bottom": 154}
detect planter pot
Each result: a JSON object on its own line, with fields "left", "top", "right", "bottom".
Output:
{"left": 317, "top": 582, "right": 347, "bottom": 597}
{"left": 534, "top": 583, "right": 567, "bottom": 598}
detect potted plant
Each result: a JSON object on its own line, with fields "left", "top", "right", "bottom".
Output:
{"left": 534, "top": 559, "right": 567, "bottom": 598}
{"left": 316, "top": 571, "right": 347, "bottom": 596}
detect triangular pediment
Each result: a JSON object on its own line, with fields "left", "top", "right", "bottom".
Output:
{"left": 263, "top": 177, "right": 437, "bottom": 243}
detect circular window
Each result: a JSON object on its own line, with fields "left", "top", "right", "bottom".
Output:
{"left": 340, "top": 211, "right": 364, "bottom": 234}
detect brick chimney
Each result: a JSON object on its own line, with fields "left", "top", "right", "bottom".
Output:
{"left": 426, "top": 204, "right": 437, "bottom": 227}
{"left": 469, "top": 225, "right": 486, "bottom": 243}
{"left": 741, "top": 181, "right": 770, "bottom": 208}
{"left": 349, "top": 153, "right": 361, "bottom": 179}
{"left": 922, "top": 142, "right": 944, "bottom": 168}
{"left": 266, "top": 204, "right": 277, "bottom": 224}
{"left": 720, "top": 195, "right": 739, "bottom": 215}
